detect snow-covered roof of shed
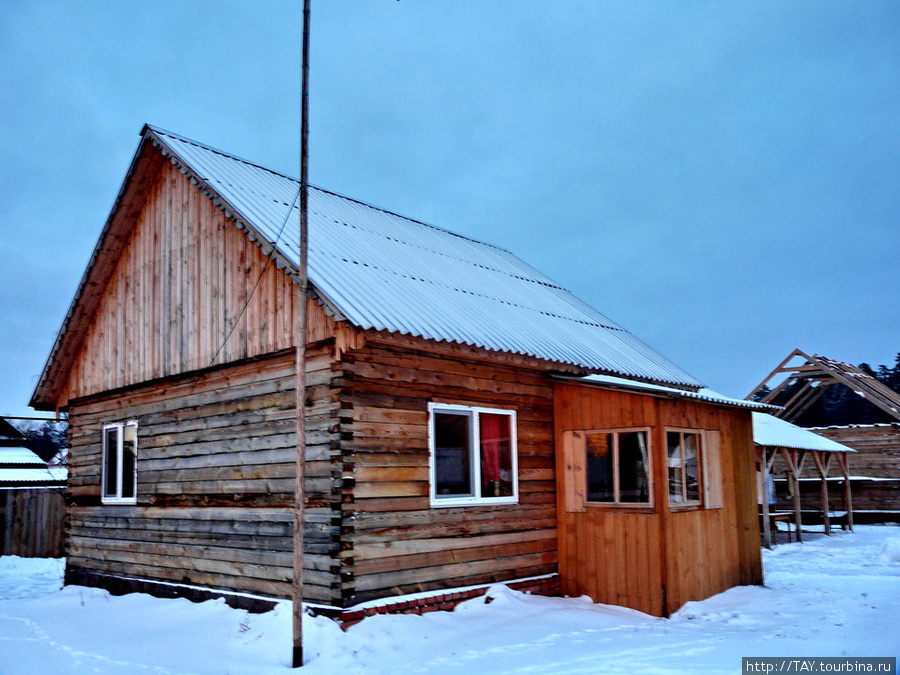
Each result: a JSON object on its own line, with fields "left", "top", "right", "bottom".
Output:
{"left": 558, "top": 373, "right": 774, "bottom": 409}
{"left": 0, "top": 466, "right": 68, "bottom": 484}
{"left": 0, "top": 446, "right": 46, "bottom": 466}
{"left": 146, "top": 126, "right": 702, "bottom": 388}
{"left": 752, "top": 413, "right": 855, "bottom": 452}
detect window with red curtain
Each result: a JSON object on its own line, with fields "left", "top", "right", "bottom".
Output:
{"left": 480, "top": 413, "right": 512, "bottom": 497}
{"left": 430, "top": 404, "right": 517, "bottom": 505}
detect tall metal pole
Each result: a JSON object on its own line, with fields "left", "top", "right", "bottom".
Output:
{"left": 292, "top": 0, "right": 311, "bottom": 667}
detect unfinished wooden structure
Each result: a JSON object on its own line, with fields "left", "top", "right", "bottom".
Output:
{"left": 748, "top": 349, "right": 900, "bottom": 424}
{"left": 752, "top": 412, "right": 854, "bottom": 548}
{"left": 31, "top": 125, "right": 767, "bottom": 617}
{"left": 749, "top": 350, "right": 900, "bottom": 521}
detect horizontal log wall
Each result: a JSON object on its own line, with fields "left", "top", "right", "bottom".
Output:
{"left": 0, "top": 488, "right": 66, "bottom": 558}
{"left": 338, "top": 338, "right": 558, "bottom": 606}
{"left": 60, "top": 159, "right": 336, "bottom": 405}
{"left": 774, "top": 477, "right": 900, "bottom": 514}
{"left": 811, "top": 425, "right": 900, "bottom": 478}
{"left": 555, "top": 383, "right": 760, "bottom": 616}
{"left": 65, "top": 345, "right": 344, "bottom": 604}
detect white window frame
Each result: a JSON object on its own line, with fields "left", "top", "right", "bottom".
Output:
{"left": 428, "top": 403, "right": 519, "bottom": 508}
{"left": 101, "top": 421, "right": 138, "bottom": 504}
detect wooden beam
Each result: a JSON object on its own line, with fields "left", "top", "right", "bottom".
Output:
{"left": 780, "top": 448, "right": 804, "bottom": 543}
{"left": 293, "top": 0, "right": 311, "bottom": 668}
{"left": 746, "top": 348, "right": 808, "bottom": 400}
{"left": 811, "top": 452, "right": 831, "bottom": 535}
{"left": 837, "top": 453, "right": 854, "bottom": 532}
{"left": 758, "top": 449, "right": 772, "bottom": 549}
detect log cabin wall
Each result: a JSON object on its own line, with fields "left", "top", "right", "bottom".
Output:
{"left": 337, "top": 335, "right": 558, "bottom": 606}
{"left": 58, "top": 159, "right": 327, "bottom": 407}
{"left": 811, "top": 425, "right": 899, "bottom": 478}
{"left": 554, "top": 382, "right": 761, "bottom": 617}
{"left": 64, "top": 343, "right": 345, "bottom": 605}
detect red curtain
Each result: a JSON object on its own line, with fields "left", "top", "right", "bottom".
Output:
{"left": 480, "top": 413, "right": 506, "bottom": 494}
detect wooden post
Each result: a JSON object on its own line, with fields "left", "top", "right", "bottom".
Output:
{"left": 812, "top": 452, "right": 831, "bottom": 535}
{"left": 781, "top": 448, "right": 804, "bottom": 543}
{"left": 839, "top": 453, "right": 854, "bottom": 532}
{"left": 758, "top": 449, "right": 772, "bottom": 549}
{"left": 293, "top": 0, "right": 311, "bottom": 668}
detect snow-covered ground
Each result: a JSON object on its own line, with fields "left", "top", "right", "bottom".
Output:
{"left": 1, "top": 526, "right": 897, "bottom": 674}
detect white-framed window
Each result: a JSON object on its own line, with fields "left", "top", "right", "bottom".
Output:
{"left": 102, "top": 421, "right": 138, "bottom": 504}
{"left": 428, "top": 403, "right": 518, "bottom": 507}
{"left": 585, "top": 428, "right": 652, "bottom": 506}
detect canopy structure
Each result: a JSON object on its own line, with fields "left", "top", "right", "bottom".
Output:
{"left": 752, "top": 412, "right": 855, "bottom": 547}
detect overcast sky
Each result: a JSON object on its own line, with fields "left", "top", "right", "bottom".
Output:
{"left": 1, "top": 1, "right": 897, "bottom": 417}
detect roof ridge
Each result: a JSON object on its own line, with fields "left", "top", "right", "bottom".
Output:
{"left": 145, "top": 124, "right": 518, "bottom": 257}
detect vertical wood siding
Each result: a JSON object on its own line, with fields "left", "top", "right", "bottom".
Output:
{"left": 338, "top": 338, "right": 558, "bottom": 606}
{"left": 59, "top": 160, "right": 332, "bottom": 405}
{"left": 0, "top": 488, "right": 66, "bottom": 557}
{"left": 554, "top": 383, "right": 761, "bottom": 616}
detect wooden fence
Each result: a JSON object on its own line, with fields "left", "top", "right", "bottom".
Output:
{"left": 0, "top": 488, "right": 66, "bottom": 557}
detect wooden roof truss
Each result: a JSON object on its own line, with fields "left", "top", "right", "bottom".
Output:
{"left": 748, "top": 348, "right": 900, "bottom": 424}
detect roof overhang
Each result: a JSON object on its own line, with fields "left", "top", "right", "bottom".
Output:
{"left": 554, "top": 373, "right": 779, "bottom": 411}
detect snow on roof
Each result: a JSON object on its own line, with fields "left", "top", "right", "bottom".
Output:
{"left": 0, "top": 446, "right": 46, "bottom": 466}
{"left": 0, "top": 466, "right": 67, "bottom": 484}
{"left": 807, "top": 423, "right": 900, "bottom": 431}
{"left": 561, "top": 373, "right": 776, "bottom": 410}
{"left": 752, "top": 413, "right": 855, "bottom": 452}
{"left": 147, "top": 126, "right": 703, "bottom": 389}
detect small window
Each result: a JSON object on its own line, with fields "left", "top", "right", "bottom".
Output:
{"left": 585, "top": 429, "right": 652, "bottom": 505}
{"left": 429, "top": 403, "right": 518, "bottom": 507}
{"left": 667, "top": 430, "right": 702, "bottom": 506}
{"left": 102, "top": 421, "right": 137, "bottom": 504}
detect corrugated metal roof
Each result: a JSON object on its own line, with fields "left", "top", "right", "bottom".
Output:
{"left": 0, "top": 446, "right": 46, "bottom": 466}
{"left": 149, "top": 126, "right": 703, "bottom": 388}
{"left": 0, "top": 467, "right": 68, "bottom": 484}
{"left": 752, "top": 413, "right": 855, "bottom": 452}
{"left": 559, "top": 374, "right": 775, "bottom": 410}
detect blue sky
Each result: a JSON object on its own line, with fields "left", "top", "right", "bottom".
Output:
{"left": 1, "top": 1, "right": 897, "bottom": 416}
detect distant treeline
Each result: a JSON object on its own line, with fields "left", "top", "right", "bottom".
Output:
{"left": 754, "top": 353, "right": 900, "bottom": 427}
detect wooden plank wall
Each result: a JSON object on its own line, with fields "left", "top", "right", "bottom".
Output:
{"left": 0, "top": 488, "right": 66, "bottom": 558}
{"left": 554, "top": 383, "right": 761, "bottom": 617}
{"left": 337, "top": 337, "right": 558, "bottom": 606}
{"left": 812, "top": 425, "right": 900, "bottom": 478}
{"left": 60, "top": 160, "right": 329, "bottom": 406}
{"left": 65, "top": 345, "right": 344, "bottom": 604}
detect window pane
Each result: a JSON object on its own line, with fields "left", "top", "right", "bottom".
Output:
{"left": 667, "top": 431, "right": 683, "bottom": 503}
{"left": 103, "top": 427, "right": 118, "bottom": 498}
{"left": 618, "top": 431, "right": 650, "bottom": 503}
{"left": 434, "top": 412, "right": 472, "bottom": 497}
{"left": 121, "top": 424, "right": 137, "bottom": 500}
{"left": 480, "top": 413, "right": 513, "bottom": 497}
{"left": 586, "top": 433, "right": 614, "bottom": 502}
{"left": 683, "top": 433, "right": 700, "bottom": 502}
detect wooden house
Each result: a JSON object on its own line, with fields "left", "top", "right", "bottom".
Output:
{"left": 30, "top": 125, "right": 767, "bottom": 618}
